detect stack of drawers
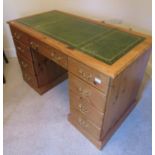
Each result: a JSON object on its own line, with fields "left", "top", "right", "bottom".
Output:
{"left": 68, "top": 58, "right": 110, "bottom": 147}
{"left": 10, "top": 26, "right": 68, "bottom": 94}
{"left": 11, "top": 26, "right": 39, "bottom": 88}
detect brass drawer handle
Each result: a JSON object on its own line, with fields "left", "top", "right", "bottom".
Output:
{"left": 51, "top": 52, "right": 62, "bottom": 61}
{"left": 78, "top": 69, "right": 86, "bottom": 77}
{"left": 17, "top": 46, "right": 21, "bottom": 50}
{"left": 30, "top": 41, "right": 39, "bottom": 51}
{"left": 78, "top": 87, "right": 83, "bottom": 93}
{"left": 78, "top": 104, "right": 88, "bottom": 113}
{"left": 17, "top": 46, "right": 24, "bottom": 53}
{"left": 56, "top": 56, "right": 62, "bottom": 61}
{"left": 78, "top": 69, "right": 83, "bottom": 74}
{"left": 78, "top": 117, "right": 88, "bottom": 128}
{"left": 77, "top": 87, "right": 91, "bottom": 97}
{"left": 78, "top": 69, "right": 92, "bottom": 80}
{"left": 21, "top": 61, "right": 28, "bottom": 68}
{"left": 14, "top": 32, "right": 21, "bottom": 40}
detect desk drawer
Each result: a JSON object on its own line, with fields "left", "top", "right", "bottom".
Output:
{"left": 22, "top": 71, "right": 38, "bottom": 88}
{"left": 70, "top": 93, "right": 104, "bottom": 128}
{"left": 10, "top": 26, "right": 29, "bottom": 45}
{"left": 69, "top": 73, "right": 106, "bottom": 113}
{"left": 70, "top": 108, "right": 101, "bottom": 140}
{"left": 18, "top": 54, "right": 35, "bottom": 75}
{"left": 29, "top": 40, "right": 68, "bottom": 70}
{"left": 14, "top": 40, "right": 32, "bottom": 61}
{"left": 69, "top": 58, "right": 109, "bottom": 94}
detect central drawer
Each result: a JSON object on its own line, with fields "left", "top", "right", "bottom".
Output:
{"left": 28, "top": 38, "right": 68, "bottom": 70}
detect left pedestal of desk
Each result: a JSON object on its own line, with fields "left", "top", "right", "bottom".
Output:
{"left": 9, "top": 25, "right": 67, "bottom": 95}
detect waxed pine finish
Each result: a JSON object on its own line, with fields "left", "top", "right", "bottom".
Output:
{"left": 8, "top": 10, "right": 151, "bottom": 149}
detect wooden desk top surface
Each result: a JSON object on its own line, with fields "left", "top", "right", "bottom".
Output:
{"left": 8, "top": 10, "right": 152, "bottom": 78}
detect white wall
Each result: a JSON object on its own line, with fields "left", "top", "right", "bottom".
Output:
{"left": 54, "top": 0, "right": 152, "bottom": 32}
{"left": 4, "top": 0, "right": 152, "bottom": 58}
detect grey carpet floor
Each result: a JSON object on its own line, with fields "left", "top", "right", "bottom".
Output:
{"left": 4, "top": 58, "right": 152, "bottom": 155}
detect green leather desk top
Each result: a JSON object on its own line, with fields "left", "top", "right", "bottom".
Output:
{"left": 17, "top": 11, "right": 145, "bottom": 65}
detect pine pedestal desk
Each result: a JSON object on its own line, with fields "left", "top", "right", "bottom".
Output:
{"left": 8, "top": 10, "right": 152, "bottom": 149}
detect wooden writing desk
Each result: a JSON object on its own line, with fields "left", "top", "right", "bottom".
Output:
{"left": 8, "top": 10, "right": 151, "bottom": 149}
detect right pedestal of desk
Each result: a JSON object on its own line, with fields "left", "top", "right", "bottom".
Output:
{"left": 68, "top": 50, "right": 150, "bottom": 149}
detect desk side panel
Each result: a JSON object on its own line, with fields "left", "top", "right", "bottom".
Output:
{"left": 101, "top": 48, "right": 151, "bottom": 142}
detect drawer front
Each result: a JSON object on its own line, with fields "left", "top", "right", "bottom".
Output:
{"left": 10, "top": 26, "right": 29, "bottom": 45}
{"left": 14, "top": 40, "right": 32, "bottom": 61}
{"left": 69, "top": 58, "right": 110, "bottom": 94}
{"left": 70, "top": 93, "right": 104, "bottom": 128}
{"left": 29, "top": 40, "right": 68, "bottom": 70}
{"left": 69, "top": 73, "right": 106, "bottom": 113}
{"left": 70, "top": 108, "right": 101, "bottom": 140}
{"left": 22, "top": 71, "right": 38, "bottom": 88}
{"left": 18, "top": 54, "right": 35, "bottom": 75}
